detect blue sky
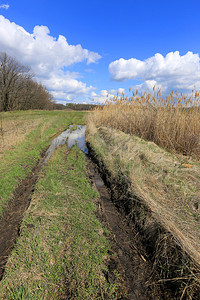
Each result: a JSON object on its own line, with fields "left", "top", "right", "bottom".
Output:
{"left": 0, "top": 0, "right": 200, "bottom": 103}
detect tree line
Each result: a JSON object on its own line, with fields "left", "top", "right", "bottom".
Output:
{"left": 0, "top": 52, "right": 54, "bottom": 111}
{"left": 66, "top": 103, "right": 101, "bottom": 111}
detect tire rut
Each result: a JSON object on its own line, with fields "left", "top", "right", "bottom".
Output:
{"left": 86, "top": 157, "right": 162, "bottom": 299}
{"left": 0, "top": 153, "right": 46, "bottom": 280}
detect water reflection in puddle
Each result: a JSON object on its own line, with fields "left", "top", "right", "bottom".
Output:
{"left": 67, "top": 125, "right": 88, "bottom": 154}
{"left": 44, "top": 125, "right": 88, "bottom": 164}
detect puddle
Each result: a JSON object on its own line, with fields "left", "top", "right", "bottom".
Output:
{"left": 67, "top": 125, "right": 88, "bottom": 154}
{"left": 44, "top": 125, "right": 87, "bottom": 164}
{"left": 44, "top": 126, "right": 72, "bottom": 163}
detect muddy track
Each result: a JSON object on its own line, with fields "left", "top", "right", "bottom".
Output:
{"left": 86, "top": 154, "right": 170, "bottom": 299}
{"left": 0, "top": 126, "right": 169, "bottom": 299}
{"left": 0, "top": 147, "right": 164, "bottom": 298}
{"left": 0, "top": 152, "right": 46, "bottom": 280}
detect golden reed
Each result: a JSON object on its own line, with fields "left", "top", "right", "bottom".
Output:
{"left": 89, "top": 87, "right": 200, "bottom": 158}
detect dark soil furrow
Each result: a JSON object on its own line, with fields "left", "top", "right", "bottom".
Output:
{"left": 86, "top": 157, "right": 163, "bottom": 299}
{"left": 0, "top": 153, "right": 46, "bottom": 280}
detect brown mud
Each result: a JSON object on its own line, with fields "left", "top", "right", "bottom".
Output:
{"left": 0, "top": 152, "right": 46, "bottom": 280}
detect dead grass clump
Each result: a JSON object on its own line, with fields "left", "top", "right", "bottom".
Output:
{"left": 88, "top": 88, "right": 200, "bottom": 159}
{"left": 153, "top": 232, "right": 200, "bottom": 300}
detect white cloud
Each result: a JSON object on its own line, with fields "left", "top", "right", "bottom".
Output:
{"left": 85, "top": 68, "right": 95, "bottom": 73}
{"left": 118, "top": 88, "right": 125, "bottom": 94}
{"left": 133, "top": 80, "right": 162, "bottom": 94}
{"left": 43, "top": 71, "right": 94, "bottom": 101}
{"left": 0, "top": 15, "right": 101, "bottom": 101}
{"left": 0, "top": 16, "right": 101, "bottom": 74}
{"left": 109, "top": 51, "right": 200, "bottom": 93}
{"left": 91, "top": 88, "right": 125, "bottom": 104}
{"left": 91, "top": 91, "right": 97, "bottom": 97}
{"left": 0, "top": 4, "right": 9, "bottom": 9}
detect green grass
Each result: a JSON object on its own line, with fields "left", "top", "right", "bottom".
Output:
{"left": 0, "top": 110, "right": 86, "bottom": 217}
{"left": 0, "top": 145, "right": 118, "bottom": 299}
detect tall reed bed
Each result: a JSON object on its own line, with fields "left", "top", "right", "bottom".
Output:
{"left": 89, "top": 88, "right": 200, "bottom": 158}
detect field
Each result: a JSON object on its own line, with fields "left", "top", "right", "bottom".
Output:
{"left": 0, "top": 102, "right": 200, "bottom": 299}
{"left": 0, "top": 110, "right": 121, "bottom": 299}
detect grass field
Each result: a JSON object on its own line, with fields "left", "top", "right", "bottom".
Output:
{"left": 0, "top": 110, "right": 85, "bottom": 217}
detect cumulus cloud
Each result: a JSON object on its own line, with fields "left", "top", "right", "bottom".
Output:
{"left": 109, "top": 51, "right": 200, "bottom": 93}
{"left": 91, "top": 88, "right": 125, "bottom": 104}
{"left": 0, "top": 15, "right": 101, "bottom": 101}
{"left": 0, "top": 4, "right": 9, "bottom": 9}
{"left": 43, "top": 71, "right": 95, "bottom": 102}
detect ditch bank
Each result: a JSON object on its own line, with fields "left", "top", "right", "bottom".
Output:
{"left": 86, "top": 126, "right": 200, "bottom": 300}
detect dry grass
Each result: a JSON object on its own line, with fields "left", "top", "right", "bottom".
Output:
{"left": 0, "top": 119, "right": 43, "bottom": 154}
{"left": 89, "top": 88, "right": 200, "bottom": 159}
{"left": 0, "top": 111, "right": 70, "bottom": 157}
{"left": 88, "top": 126, "right": 200, "bottom": 259}
{"left": 86, "top": 123, "right": 200, "bottom": 299}
{"left": 0, "top": 113, "right": 44, "bottom": 155}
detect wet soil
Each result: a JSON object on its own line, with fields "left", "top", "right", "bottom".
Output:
{"left": 0, "top": 152, "right": 46, "bottom": 280}
{"left": 86, "top": 157, "right": 163, "bottom": 299}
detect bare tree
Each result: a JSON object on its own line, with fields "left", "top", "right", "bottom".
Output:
{"left": 0, "top": 52, "right": 32, "bottom": 111}
{"left": 0, "top": 52, "right": 54, "bottom": 111}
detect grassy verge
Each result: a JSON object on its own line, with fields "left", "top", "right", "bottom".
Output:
{"left": 86, "top": 123, "right": 200, "bottom": 299}
{"left": 0, "top": 145, "right": 117, "bottom": 299}
{"left": 0, "top": 110, "right": 86, "bottom": 217}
